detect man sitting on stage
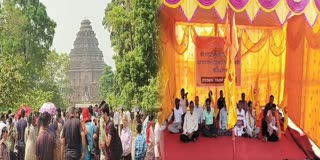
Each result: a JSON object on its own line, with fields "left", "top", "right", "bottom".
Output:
{"left": 194, "top": 96, "right": 203, "bottom": 130}
{"left": 246, "top": 101, "right": 260, "bottom": 138}
{"left": 219, "top": 100, "right": 228, "bottom": 130}
{"left": 168, "top": 98, "right": 184, "bottom": 133}
{"left": 262, "top": 95, "right": 275, "bottom": 140}
{"left": 239, "top": 93, "right": 248, "bottom": 112}
{"left": 235, "top": 101, "right": 246, "bottom": 137}
{"left": 217, "top": 90, "right": 225, "bottom": 121}
{"left": 180, "top": 88, "right": 189, "bottom": 114}
{"left": 180, "top": 101, "right": 199, "bottom": 143}
{"left": 202, "top": 98, "right": 217, "bottom": 137}
{"left": 217, "top": 100, "right": 232, "bottom": 136}
{"left": 265, "top": 104, "right": 279, "bottom": 142}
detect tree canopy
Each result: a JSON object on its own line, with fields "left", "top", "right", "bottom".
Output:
{"left": 102, "top": 0, "right": 161, "bottom": 111}
{"left": 0, "top": 0, "right": 71, "bottom": 111}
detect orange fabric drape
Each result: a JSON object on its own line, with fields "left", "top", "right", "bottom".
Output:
{"left": 285, "top": 15, "right": 320, "bottom": 147}
{"left": 159, "top": 13, "right": 181, "bottom": 122}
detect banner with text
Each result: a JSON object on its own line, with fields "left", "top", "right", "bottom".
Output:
{"left": 195, "top": 37, "right": 241, "bottom": 86}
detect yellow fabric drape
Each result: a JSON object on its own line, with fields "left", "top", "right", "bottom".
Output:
{"left": 160, "top": 23, "right": 286, "bottom": 111}
{"left": 160, "top": 23, "right": 286, "bottom": 125}
{"left": 224, "top": 12, "right": 238, "bottom": 130}
{"left": 161, "top": 0, "right": 320, "bottom": 26}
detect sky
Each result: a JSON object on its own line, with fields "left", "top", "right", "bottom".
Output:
{"left": 40, "top": 0, "right": 115, "bottom": 68}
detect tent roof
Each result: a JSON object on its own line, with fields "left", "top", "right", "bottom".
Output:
{"left": 160, "top": 5, "right": 290, "bottom": 27}
{"left": 160, "top": 0, "right": 320, "bottom": 27}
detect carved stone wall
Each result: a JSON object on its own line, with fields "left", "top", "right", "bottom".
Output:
{"left": 69, "top": 19, "right": 105, "bottom": 105}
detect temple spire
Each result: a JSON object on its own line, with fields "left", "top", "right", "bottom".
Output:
{"left": 69, "top": 19, "right": 106, "bottom": 105}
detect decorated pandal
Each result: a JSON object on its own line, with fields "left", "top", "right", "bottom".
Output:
{"left": 159, "top": 0, "right": 320, "bottom": 156}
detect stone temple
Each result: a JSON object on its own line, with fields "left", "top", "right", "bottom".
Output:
{"left": 69, "top": 19, "right": 105, "bottom": 105}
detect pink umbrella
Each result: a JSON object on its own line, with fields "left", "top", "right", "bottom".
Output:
{"left": 15, "top": 105, "right": 32, "bottom": 119}
{"left": 39, "top": 102, "right": 57, "bottom": 116}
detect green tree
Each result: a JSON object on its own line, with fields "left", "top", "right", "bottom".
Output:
{"left": 103, "top": 0, "right": 160, "bottom": 111}
{"left": 99, "top": 65, "right": 115, "bottom": 100}
{"left": 0, "top": 0, "right": 57, "bottom": 110}
{"left": 16, "top": 50, "right": 72, "bottom": 111}
{"left": 0, "top": 55, "right": 29, "bottom": 109}
{"left": 140, "top": 75, "right": 160, "bottom": 112}
{"left": 19, "top": 90, "right": 53, "bottom": 111}
{"left": 0, "top": 0, "right": 56, "bottom": 74}
{"left": 39, "top": 50, "right": 72, "bottom": 109}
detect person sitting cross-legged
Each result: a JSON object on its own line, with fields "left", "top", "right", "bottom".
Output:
{"left": 167, "top": 98, "right": 184, "bottom": 133}
{"left": 235, "top": 101, "right": 246, "bottom": 137}
{"left": 194, "top": 96, "right": 203, "bottom": 130}
{"left": 217, "top": 101, "right": 232, "bottom": 137}
{"left": 180, "top": 101, "right": 199, "bottom": 143}
{"left": 265, "top": 104, "right": 279, "bottom": 142}
{"left": 202, "top": 98, "right": 217, "bottom": 137}
{"left": 219, "top": 100, "right": 228, "bottom": 130}
{"left": 245, "top": 101, "right": 260, "bottom": 138}
{"left": 262, "top": 95, "right": 275, "bottom": 141}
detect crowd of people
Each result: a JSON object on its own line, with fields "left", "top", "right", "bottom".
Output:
{"left": 0, "top": 100, "right": 167, "bottom": 160}
{"left": 166, "top": 88, "right": 282, "bottom": 143}
{"left": 0, "top": 89, "right": 283, "bottom": 160}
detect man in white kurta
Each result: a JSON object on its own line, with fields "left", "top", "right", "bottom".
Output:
{"left": 180, "top": 101, "right": 199, "bottom": 143}
{"left": 245, "top": 101, "right": 260, "bottom": 138}
{"left": 235, "top": 102, "right": 246, "bottom": 137}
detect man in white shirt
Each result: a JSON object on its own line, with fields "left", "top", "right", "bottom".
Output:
{"left": 265, "top": 104, "right": 279, "bottom": 142}
{"left": 194, "top": 96, "right": 203, "bottom": 129}
{"left": 219, "top": 100, "right": 228, "bottom": 130}
{"left": 179, "top": 88, "right": 188, "bottom": 113}
{"left": 168, "top": 98, "right": 184, "bottom": 133}
{"left": 235, "top": 101, "right": 246, "bottom": 137}
{"left": 180, "top": 88, "right": 189, "bottom": 131}
{"left": 246, "top": 101, "right": 260, "bottom": 138}
{"left": 180, "top": 101, "right": 199, "bottom": 143}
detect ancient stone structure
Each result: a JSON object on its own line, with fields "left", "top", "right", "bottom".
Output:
{"left": 69, "top": 19, "right": 105, "bottom": 105}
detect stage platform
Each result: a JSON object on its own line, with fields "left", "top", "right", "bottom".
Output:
{"left": 160, "top": 129, "right": 308, "bottom": 160}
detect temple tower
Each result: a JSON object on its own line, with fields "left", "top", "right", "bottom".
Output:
{"left": 69, "top": 19, "right": 105, "bottom": 105}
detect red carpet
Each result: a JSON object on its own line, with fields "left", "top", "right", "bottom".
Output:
{"left": 161, "top": 130, "right": 308, "bottom": 160}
